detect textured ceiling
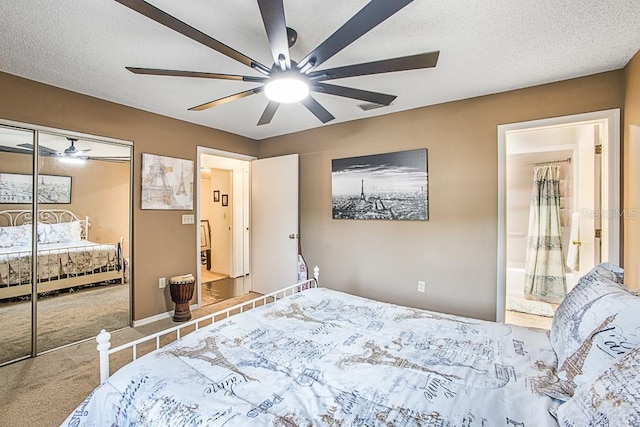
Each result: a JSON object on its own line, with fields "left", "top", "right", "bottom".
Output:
{"left": 1, "top": 1, "right": 639, "bottom": 140}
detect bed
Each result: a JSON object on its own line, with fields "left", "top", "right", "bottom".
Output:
{"left": 0, "top": 209, "right": 124, "bottom": 300}
{"left": 64, "top": 264, "right": 640, "bottom": 426}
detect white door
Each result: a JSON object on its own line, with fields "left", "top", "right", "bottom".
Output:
{"left": 251, "top": 154, "right": 299, "bottom": 294}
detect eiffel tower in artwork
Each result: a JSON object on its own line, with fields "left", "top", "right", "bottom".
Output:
{"left": 176, "top": 164, "right": 188, "bottom": 196}
{"left": 560, "top": 313, "right": 617, "bottom": 390}
{"left": 142, "top": 156, "right": 177, "bottom": 206}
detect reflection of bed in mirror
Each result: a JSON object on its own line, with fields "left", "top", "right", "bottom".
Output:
{"left": 0, "top": 209, "right": 124, "bottom": 300}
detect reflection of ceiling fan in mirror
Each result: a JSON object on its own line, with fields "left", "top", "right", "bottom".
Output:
{"left": 16, "top": 138, "right": 129, "bottom": 163}
{"left": 62, "top": 138, "right": 91, "bottom": 157}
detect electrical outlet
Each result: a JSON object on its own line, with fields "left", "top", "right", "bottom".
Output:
{"left": 417, "top": 280, "right": 426, "bottom": 293}
{"left": 159, "top": 277, "right": 166, "bottom": 288}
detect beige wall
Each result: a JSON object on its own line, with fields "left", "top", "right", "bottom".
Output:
{"left": 624, "top": 50, "right": 640, "bottom": 290}
{"left": 209, "top": 169, "right": 231, "bottom": 274}
{"left": 0, "top": 66, "right": 632, "bottom": 322}
{"left": 0, "top": 71, "right": 257, "bottom": 320}
{"left": 199, "top": 168, "right": 232, "bottom": 274}
{"left": 0, "top": 152, "right": 130, "bottom": 255}
{"left": 260, "top": 71, "right": 624, "bottom": 321}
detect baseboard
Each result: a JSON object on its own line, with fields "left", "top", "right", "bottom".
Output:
{"left": 132, "top": 303, "right": 199, "bottom": 327}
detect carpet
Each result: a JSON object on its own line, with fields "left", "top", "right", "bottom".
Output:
{"left": 506, "top": 296, "right": 555, "bottom": 318}
{"left": 0, "top": 283, "right": 128, "bottom": 364}
{"left": 0, "top": 292, "right": 260, "bottom": 427}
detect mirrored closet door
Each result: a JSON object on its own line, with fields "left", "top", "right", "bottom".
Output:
{"left": 0, "top": 125, "right": 35, "bottom": 364}
{"left": 0, "top": 122, "right": 132, "bottom": 365}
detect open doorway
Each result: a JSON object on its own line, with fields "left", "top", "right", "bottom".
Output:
{"left": 197, "top": 148, "right": 253, "bottom": 307}
{"left": 497, "top": 110, "right": 620, "bottom": 328}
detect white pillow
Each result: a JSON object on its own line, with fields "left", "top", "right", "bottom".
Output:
{"left": 549, "top": 264, "right": 640, "bottom": 397}
{"left": 556, "top": 346, "right": 640, "bottom": 425}
{"left": 0, "top": 224, "right": 32, "bottom": 248}
{"left": 37, "top": 221, "right": 82, "bottom": 244}
{"left": 65, "top": 220, "right": 82, "bottom": 242}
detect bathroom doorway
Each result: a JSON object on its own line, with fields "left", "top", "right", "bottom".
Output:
{"left": 497, "top": 110, "right": 621, "bottom": 328}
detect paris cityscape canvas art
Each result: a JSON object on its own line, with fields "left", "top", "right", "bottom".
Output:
{"left": 0, "top": 173, "right": 72, "bottom": 204}
{"left": 332, "top": 149, "right": 428, "bottom": 221}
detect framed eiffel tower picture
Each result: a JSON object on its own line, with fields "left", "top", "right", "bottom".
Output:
{"left": 141, "top": 153, "right": 194, "bottom": 210}
{"left": 331, "top": 149, "right": 428, "bottom": 221}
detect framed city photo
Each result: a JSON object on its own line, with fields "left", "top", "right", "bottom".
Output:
{"left": 331, "top": 149, "right": 428, "bottom": 221}
{"left": 0, "top": 173, "right": 72, "bottom": 204}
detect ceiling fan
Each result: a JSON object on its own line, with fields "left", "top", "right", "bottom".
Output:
{"left": 18, "top": 138, "right": 90, "bottom": 158}
{"left": 16, "top": 138, "right": 128, "bottom": 163}
{"left": 62, "top": 138, "right": 91, "bottom": 157}
{"left": 115, "top": 0, "right": 440, "bottom": 126}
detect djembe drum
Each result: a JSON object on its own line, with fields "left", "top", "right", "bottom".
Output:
{"left": 169, "top": 274, "right": 196, "bottom": 322}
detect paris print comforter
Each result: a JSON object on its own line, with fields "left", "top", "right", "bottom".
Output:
{"left": 64, "top": 288, "right": 560, "bottom": 426}
{"left": 0, "top": 240, "right": 119, "bottom": 287}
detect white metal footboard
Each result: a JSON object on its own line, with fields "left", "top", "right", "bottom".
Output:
{"left": 97, "top": 266, "right": 319, "bottom": 384}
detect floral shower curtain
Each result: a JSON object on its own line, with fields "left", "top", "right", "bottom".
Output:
{"left": 523, "top": 165, "right": 567, "bottom": 303}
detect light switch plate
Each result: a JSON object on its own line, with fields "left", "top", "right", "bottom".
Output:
{"left": 418, "top": 280, "right": 426, "bottom": 293}
{"left": 182, "top": 214, "right": 194, "bottom": 224}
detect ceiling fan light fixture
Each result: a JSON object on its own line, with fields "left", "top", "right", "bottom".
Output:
{"left": 58, "top": 156, "right": 85, "bottom": 165}
{"left": 264, "top": 74, "right": 309, "bottom": 103}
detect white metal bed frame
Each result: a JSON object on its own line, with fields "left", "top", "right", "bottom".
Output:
{"left": 0, "top": 209, "right": 125, "bottom": 299}
{"left": 97, "top": 266, "right": 320, "bottom": 384}
{"left": 0, "top": 209, "right": 90, "bottom": 237}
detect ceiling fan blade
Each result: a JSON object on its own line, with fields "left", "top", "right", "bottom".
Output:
{"left": 126, "top": 67, "right": 267, "bottom": 82}
{"left": 257, "top": 0, "right": 290, "bottom": 71}
{"left": 1, "top": 146, "right": 34, "bottom": 155}
{"left": 314, "top": 82, "right": 396, "bottom": 105}
{"left": 87, "top": 156, "right": 131, "bottom": 163}
{"left": 298, "top": 0, "right": 413, "bottom": 72}
{"left": 188, "top": 87, "right": 263, "bottom": 111}
{"left": 301, "top": 96, "right": 335, "bottom": 123}
{"left": 18, "top": 143, "right": 59, "bottom": 156}
{"left": 309, "top": 51, "right": 440, "bottom": 81}
{"left": 257, "top": 101, "right": 280, "bottom": 126}
{"left": 114, "top": 0, "right": 270, "bottom": 74}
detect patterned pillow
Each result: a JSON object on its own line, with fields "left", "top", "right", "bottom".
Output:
{"left": 549, "top": 264, "right": 640, "bottom": 397}
{"left": 0, "top": 224, "right": 32, "bottom": 248}
{"left": 556, "top": 346, "right": 640, "bottom": 426}
{"left": 595, "top": 262, "right": 624, "bottom": 283}
{"left": 37, "top": 221, "right": 82, "bottom": 244}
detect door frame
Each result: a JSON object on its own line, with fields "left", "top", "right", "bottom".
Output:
{"left": 195, "top": 147, "right": 255, "bottom": 308}
{"left": 496, "top": 109, "right": 621, "bottom": 321}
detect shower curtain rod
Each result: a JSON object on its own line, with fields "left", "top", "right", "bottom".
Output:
{"left": 534, "top": 158, "right": 572, "bottom": 166}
